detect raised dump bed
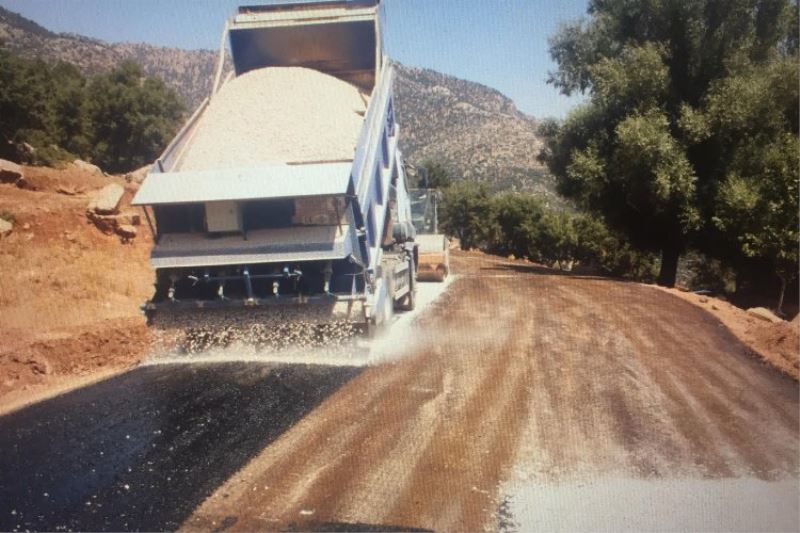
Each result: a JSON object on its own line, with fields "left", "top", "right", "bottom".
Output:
{"left": 132, "top": 1, "right": 418, "bottom": 352}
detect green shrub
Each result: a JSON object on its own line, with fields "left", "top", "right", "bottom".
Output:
{"left": 439, "top": 181, "right": 492, "bottom": 250}
{"left": 441, "top": 185, "right": 658, "bottom": 281}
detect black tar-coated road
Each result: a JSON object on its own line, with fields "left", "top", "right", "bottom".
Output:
{"left": 0, "top": 363, "right": 360, "bottom": 532}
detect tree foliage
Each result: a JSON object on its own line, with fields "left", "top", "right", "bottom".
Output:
{"left": 85, "top": 61, "right": 185, "bottom": 172}
{"left": 439, "top": 181, "right": 490, "bottom": 250}
{"left": 0, "top": 50, "right": 185, "bottom": 172}
{"left": 413, "top": 160, "right": 453, "bottom": 189}
{"left": 440, "top": 184, "right": 658, "bottom": 279}
{"left": 539, "top": 0, "right": 798, "bottom": 305}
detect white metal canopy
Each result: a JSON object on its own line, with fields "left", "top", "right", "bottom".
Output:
{"left": 132, "top": 162, "right": 353, "bottom": 206}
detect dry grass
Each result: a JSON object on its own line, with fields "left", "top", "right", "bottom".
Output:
{"left": 0, "top": 215, "right": 152, "bottom": 333}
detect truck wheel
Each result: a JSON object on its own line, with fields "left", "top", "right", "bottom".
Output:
{"left": 405, "top": 286, "right": 416, "bottom": 310}
{"left": 382, "top": 290, "right": 394, "bottom": 325}
{"left": 400, "top": 269, "right": 416, "bottom": 311}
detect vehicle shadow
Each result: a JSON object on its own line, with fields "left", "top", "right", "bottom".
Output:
{"left": 0, "top": 362, "right": 361, "bottom": 532}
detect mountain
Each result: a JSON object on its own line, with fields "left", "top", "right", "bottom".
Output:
{"left": 0, "top": 6, "right": 220, "bottom": 109}
{"left": 394, "top": 65, "right": 554, "bottom": 196}
{"left": 0, "top": 6, "right": 554, "bottom": 197}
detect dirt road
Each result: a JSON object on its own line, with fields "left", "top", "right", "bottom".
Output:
{"left": 0, "top": 252, "right": 797, "bottom": 531}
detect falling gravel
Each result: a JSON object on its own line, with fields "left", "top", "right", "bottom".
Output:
{"left": 177, "top": 67, "right": 369, "bottom": 170}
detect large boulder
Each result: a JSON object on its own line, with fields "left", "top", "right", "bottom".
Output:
{"left": 87, "top": 209, "right": 141, "bottom": 235}
{"left": 88, "top": 183, "right": 125, "bottom": 215}
{"left": 73, "top": 159, "right": 103, "bottom": 176}
{"left": 124, "top": 164, "right": 151, "bottom": 184}
{"left": 116, "top": 224, "right": 138, "bottom": 242}
{"left": 747, "top": 307, "right": 783, "bottom": 324}
{"left": 0, "top": 159, "right": 23, "bottom": 184}
{"left": 14, "top": 175, "right": 35, "bottom": 190}
{"left": 0, "top": 218, "right": 12, "bottom": 237}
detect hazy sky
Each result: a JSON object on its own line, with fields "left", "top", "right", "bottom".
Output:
{"left": 0, "top": 0, "right": 588, "bottom": 118}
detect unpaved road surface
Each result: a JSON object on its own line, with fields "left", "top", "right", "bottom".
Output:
{"left": 1, "top": 252, "right": 797, "bottom": 532}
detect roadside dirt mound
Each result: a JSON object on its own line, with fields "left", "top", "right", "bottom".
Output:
{"left": 0, "top": 318, "right": 149, "bottom": 396}
{"left": 653, "top": 286, "right": 799, "bottom": 380}
{"left": 0, "top": 164, "right": 153, "bottom": 409}
{"left": 18, "top": 163, "right": 111, "bottom": 192}
{"left": 751, "top": 316, "right": 800, "bottom": 373}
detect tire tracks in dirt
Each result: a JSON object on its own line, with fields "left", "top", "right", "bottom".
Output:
{"left": 182, "top": 253, "right": 798, "bottom": 532}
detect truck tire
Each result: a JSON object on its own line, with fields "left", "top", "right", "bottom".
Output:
{"left": 399, "top": 259, "right": 416, "bottom": 311}
{"left": 404, "top": 282, "right": 416, "bottom": 310}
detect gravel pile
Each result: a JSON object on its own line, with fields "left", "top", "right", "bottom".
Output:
{"left": 178, "top": 67, "right": 369, "bottom": 170}
{"left": 150, "top": 307, "right": 366, "bottom": 355}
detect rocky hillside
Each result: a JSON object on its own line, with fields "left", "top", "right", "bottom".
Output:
{"left": 0, "top": 6, "right": 220, "bottom": 109}
{"left": 0, "top": 6, "right": 554, "bottom": 197}
{"left": 394, "top": 65, "right": 553, "bottom": 196}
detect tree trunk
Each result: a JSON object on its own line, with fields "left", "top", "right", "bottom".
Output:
{"left": 776, "top": 274, "right": 786, "bottom": 316}
{"left": 657, "top": 245, "right": 681, "bottom": 287}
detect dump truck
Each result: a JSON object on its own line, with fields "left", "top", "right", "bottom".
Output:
{"left": 410, "top": 188, "right": 449, "bottom": 282}
{"left": 132, "top": 0, "right": 417, "bottom": 352}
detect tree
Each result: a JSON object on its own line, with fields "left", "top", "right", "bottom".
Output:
{"left": 440, "top": 181, "right": 491, "bottom": 250}
{"left": 49, "top": 61, "right": 91, "bottom": 156}
{"left": 701, "top": 60, "right": 799, "bottom": 311}
{"left": 86, "top": 61, "right": 185, "bottom": 172}
{"left": 488, "top": 192, "right": 547, "bottom": 258}
{"left": 419, "top": 160, "right": 452, "bottom": 189}
{"left": 0, "top": 50, "right": 89, "bottom": 164}
{"left": 0, "top": 51, "right": 185, "bottom": 171}
{"left": 0, "top": 50, "right": 53, "bottom": 153}
{"left": 539, "top": 0, "right": 798, "bottom": 290}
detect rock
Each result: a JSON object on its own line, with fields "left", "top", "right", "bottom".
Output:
{"left": 125, "top": 164, "right": 151, "bottom": 184}
{"left": 116, "top": 224, "right": 138, "bottom": 242}
{"left": 699, "top": 297, "right": 709, "bottom": 303}
{"left": 0, "top": 158, "right": 23, "bottom": 184}
{"left": 87, "top": 210, "right": 141, "bottom": 235}
{"left": 22, "top": 223, "right": 30, "bottom": 230}
{"left": 117, "top": 211, "right": 141, "bottom": 226}
{"left": 747, "top": 307, "right": 783, "bottom": 324}
{"left": 14, "top": 175, "right": 35, "bottom": 190}
{"left": 0, "top": 218, "right": 12, "bottom": 237}
{"left": 711, "top": 304, "right": 720, "bottom": 311}
{"left": 14, "top": 142, "right": 36, "bottom": 163}
{"left": 88, "top": 183, "right": 124, "bottom": 215}
{"left": 86, "top": 211, "right": 117, "bottom": 235}
{"left": 29, "top": 357, "right": 52, "bottom": 375}
{"left": 21, "top": 142, "right": 35, "bottom": 157}
{"left": 56, "top": 184, "right": 82, "bottom": 196}
{"left": 73, "top": 159, "right": 103, "bottom": 176}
